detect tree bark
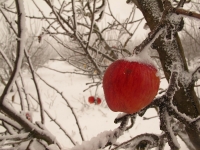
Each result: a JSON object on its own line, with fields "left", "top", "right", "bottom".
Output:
{"left": 131, "top": 0, "right": 200, "bottom": 149}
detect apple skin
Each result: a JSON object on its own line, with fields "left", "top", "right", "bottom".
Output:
{"left": 103, "top": 59, "right": 160, "bottom": 114}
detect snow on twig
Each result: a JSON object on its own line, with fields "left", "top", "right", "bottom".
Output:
{"left": 0, "top": 47, "right": 26, "bottom": 111}
{"left": 71, "top": 129, "right": 123, "bottom": 150}
{"left": 0, "top": 114, "right": 21, "bottom": 130}
{"left": 2, "top": 102, "right": 59, "bottom": 145}
{"left": 0, "top": 132, "right": 29, "bottom": 141}
{"left": 71, "top": 116, "right": 129, "bottom": 150}
{"left": 160, "top": 107, "right": 180, "bottom": 149}
{"left": 0, "top": 1, "right": 57, "bottom": 146}
{"left": 0, "top": 0, "right": 27, "bottom": 104}
{"left": 0, "top": 6, "right": 60, "bottom": 143}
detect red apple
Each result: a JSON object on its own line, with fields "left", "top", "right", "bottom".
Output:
{"left": 96, "top": 97, "right": 102, "bottom": 104}
{"left": 103, "top": 57, "right": 160, "bottom": 114}
{"left": 88, "top": 96, "right": 95, "bottom": 104}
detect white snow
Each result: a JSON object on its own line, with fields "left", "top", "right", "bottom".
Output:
{"left": 47, "top": 144, "right": 60, "bottom": 150}
{"left": 124, "top": 51, "right": 157, "bottom": 67}
{"left": 142, "top": 0, "right": 162, "bottom": 21}
{"left": 164, "top": 109, "right": 180, "bottom": 149}
{"left": 123, "top": 50, "right": 161, "bottom": 78}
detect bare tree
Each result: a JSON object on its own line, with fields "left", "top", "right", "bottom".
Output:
{"left": 1, "top": 0, "right": 200, "bottom": 149}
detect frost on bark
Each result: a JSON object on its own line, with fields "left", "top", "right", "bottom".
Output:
{"left": 129, "top": 0, "right": 200, "bottom": 149}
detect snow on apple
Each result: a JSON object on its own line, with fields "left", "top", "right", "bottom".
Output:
{"left": 103, "top": 54, "right": 160, "bottom": 114}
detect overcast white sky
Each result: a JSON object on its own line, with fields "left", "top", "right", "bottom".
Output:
{"left": 25, "top": 0, "right": 134, "bottom": 18}
{"left": 23, "top": 0, "right": 147, "bottom": 39}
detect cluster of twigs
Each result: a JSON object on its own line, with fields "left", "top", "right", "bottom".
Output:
{"left": 31, "top": 0, "right": 143, "bottom": 82}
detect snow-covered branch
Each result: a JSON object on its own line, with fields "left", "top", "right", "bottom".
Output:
{"left": 71, "top": 116, "right": 129, "bottom": 150}
{"left": 0, "top": 0, "right": 26, "bottom": 104}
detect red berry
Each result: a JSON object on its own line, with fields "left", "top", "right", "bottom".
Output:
{"left": 96, "top": 97, "right": 101, "bottom": 104}
{"left": 103, "top": 58, "right": 160, "bottom": 114}
{"left": 26, "top": 112, "right": 32, "bottom": 122}
{"left": 88, "top": 96, "right": 95, "bottom": 104}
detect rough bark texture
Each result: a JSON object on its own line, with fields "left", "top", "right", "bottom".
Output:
{"left": 132, "top": 0, "right": 200, "bottom": 149}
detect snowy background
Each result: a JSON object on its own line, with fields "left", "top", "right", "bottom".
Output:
{"left": 1, "top": 0, "right": 200, "bottom": 149}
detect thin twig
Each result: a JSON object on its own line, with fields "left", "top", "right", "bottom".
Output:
{"left": 30, "top": 94, "right": 76, "bottom": 145}
{"left": 35, "top": 72, "right": 85, "bottom": 141}
{"left": 24, "top": 49, "right": 45, "bottom": 124}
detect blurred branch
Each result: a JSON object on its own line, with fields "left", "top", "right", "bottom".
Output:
{"left": 30, "top": 94, "right": 76, "bottom": 146}
{"left": 39, "top": 65, "right": 96, "bottom": 76}
{"left": 176, "top": 0, "right": 187, "bottom": 8}
{"left": 19, "top": 73, "right": 31, "bottom": 111}
{"left": 173, "top": 8, "right": 200, "bottom": 19}
{"left": 107, "top": 0, "right": 133, "bottom": 36}
{"left": 72, "top": 116, "right": 130, "bottom": 150}
{"left": 0, "top": 7, "right": 17, "bottom": 36}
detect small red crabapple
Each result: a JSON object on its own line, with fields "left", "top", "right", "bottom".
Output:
{"left": 26, "top": 112, "right": 32, "bottom": 122}
{"left": 96, "top": 97, "right": 101, "bottom": 105}
{"left": 88, "top": 96, "right": 95, "bottom": 104}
